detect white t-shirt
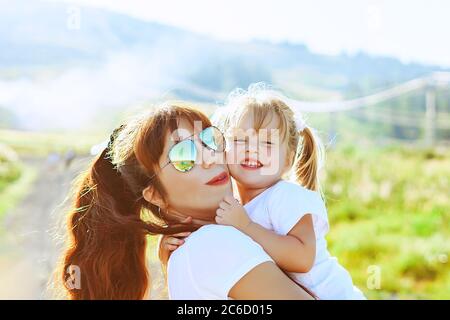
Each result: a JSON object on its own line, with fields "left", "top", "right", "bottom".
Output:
{"left": 244, "top": 180, "right": 366, "bottom": 300}
{"left": 167, "top": 224, "right": 274, "bottom": 299}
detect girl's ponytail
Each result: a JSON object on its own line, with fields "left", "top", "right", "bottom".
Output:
{"left": 294, "top": 126, "right": 325, "bottom": 193}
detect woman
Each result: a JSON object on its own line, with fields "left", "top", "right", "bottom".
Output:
{"left": 58, "top": 103, "right": 313, "bottom": 300}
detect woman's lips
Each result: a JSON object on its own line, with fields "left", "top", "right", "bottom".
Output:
{"left": 206, "top": 171, "right": 229, "bottom": 186}
{"left": 240, "top": 158, "right": 263, "bottom": 170}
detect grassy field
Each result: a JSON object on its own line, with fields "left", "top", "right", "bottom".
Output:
{"left": 0, "top": 144, "right": 37, "bottom": 223}
{"left": 0, "top": 129, "right": 105, "bottom": 156}
{"left": 322, "top": 145, "right": 450, "bottom": 299}
{"left": 0, "top": 144, "right": 21, "bottom": 194}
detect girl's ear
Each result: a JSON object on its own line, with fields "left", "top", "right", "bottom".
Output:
{"left": 142, "top": 185, "right": 164, "bottom": 208}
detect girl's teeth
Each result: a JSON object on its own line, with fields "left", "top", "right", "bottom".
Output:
{"left": 243, "top": 161, "right": 260, "bottom": 167}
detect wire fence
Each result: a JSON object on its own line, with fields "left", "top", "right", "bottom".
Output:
{"left": 173, "top": 72, "right": 450, "bottom": 147}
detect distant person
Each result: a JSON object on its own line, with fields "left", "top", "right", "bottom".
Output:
{"left": 64, "top": 149, "right": 76, "bottom": 170}
{"left": 46, "top": 152, "right": 60, "bottom": 171}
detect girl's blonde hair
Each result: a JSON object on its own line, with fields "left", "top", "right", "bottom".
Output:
{"left": 216, "top": 83, "right": 325, "bottom": 194}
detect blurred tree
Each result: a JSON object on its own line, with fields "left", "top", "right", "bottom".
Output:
{"left": 0, "top": 106, "right": 18, "bottom": 129}
{"left": 189, "top": 57, "right": 272, "bottom": 93}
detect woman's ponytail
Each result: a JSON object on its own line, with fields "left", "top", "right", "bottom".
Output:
{"left": 57, "top": 105, "right": 213, "bottom": 299}
{"left": 61, "top": 147, "right": 149, "bottom": 299}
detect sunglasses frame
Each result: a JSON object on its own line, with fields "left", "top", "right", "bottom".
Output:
{"left": 148, "top": 126, "right": 225, "bottom": 180}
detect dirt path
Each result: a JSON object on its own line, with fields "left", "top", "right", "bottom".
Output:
{"left": 0, "top": 156, "right": 86, "bottom": 298}
{"left": 0, "top": 156, "right": 166, "bottom": 299}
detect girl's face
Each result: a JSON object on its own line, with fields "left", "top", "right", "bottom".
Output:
{"left": 225, "top": 113, "right": 292, "bottom": 189}
{"left": 154, "top": 118, "right": 232, "bottom": 221}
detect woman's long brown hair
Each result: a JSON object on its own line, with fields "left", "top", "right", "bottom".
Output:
{"left": 58, "top": 104, "right": 211, "bottom": 299}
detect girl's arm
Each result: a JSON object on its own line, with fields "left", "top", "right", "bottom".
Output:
{"left": 216, "top": 195, "right": 316, "bottom": 273}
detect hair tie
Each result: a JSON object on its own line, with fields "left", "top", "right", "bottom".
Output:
{"left": 294, "top": 112, "right": 307, "bottom": 132}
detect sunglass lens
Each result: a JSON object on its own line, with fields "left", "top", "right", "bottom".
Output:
{"left": 169, "top": 139, "right": 196, "bottom": 172}
{"left": 199, "top": 127, "right": 225, "bottom": 152}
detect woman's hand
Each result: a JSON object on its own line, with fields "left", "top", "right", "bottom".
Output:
{"left": 215, "top": 195, "right": 252, "bottom": 232}
{"left": 158, "top": 216, "right": 192, "bottom": 266}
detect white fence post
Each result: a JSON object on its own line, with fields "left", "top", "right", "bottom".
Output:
{"left": 425, "top": 88, "right": 437, "bottom": 146}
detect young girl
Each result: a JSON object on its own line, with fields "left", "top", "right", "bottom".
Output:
{"left": 162, "top": 84, "right": 365, "bottom": 300}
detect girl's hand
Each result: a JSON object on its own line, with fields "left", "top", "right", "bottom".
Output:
{"left": 162, "top": 232, "right": 191, "bottom": 251}
{"left": 215, "top": 195, "right": 252, "bottom": 232}
{"left": 158, "top": 216, "right": 192, "bottom": 266}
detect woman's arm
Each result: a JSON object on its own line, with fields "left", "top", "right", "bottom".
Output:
{"left": 216, "top": 196, "right": 316, "bottom": 273}
{"left": 229, "top": 261, "right": 314, "bottom": 300}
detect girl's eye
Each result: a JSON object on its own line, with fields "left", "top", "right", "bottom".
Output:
{"left": 233, "top": 138, "right": 246, "bottom": 143}
{"left": 262, "top": 141, "right": 273, "bottom": 145}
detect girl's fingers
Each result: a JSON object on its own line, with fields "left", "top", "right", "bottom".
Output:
{"left": 167, "top": 237, "right": 184, "bottom": 246}
{"left": 223, "top": 195, "right": 238, "bottom": 205}
{"left": 219, "top": 201, "right": 231, "bottom": 210}
{"left": 216, "top": 208, "right": 225, "bottom": 217}
{"left": 172, "top": 232, "right": 191, "bottom": 238}
{"left": 167, "top": 244, "right": 179, "bottom": 251}
{"left": 180, "top": 216, "right": 193, "bottom": 224}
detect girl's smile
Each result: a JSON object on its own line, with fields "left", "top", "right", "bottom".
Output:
{"left": 240, "top": 158, "right": 264, "bottom": 170}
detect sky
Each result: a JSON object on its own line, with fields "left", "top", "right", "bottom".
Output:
{"left": 55, "top": 0, "right": 450, "bottom": 67}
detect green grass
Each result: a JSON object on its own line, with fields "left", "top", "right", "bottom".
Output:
{"left": 323, "top": 145, "right": 450, "bottom": 299}
{"left": 0, "top": 144, "right": 31, "bottom": 222}
{"left": 0, "top": 163, "right": 37, "bottom": 226}
{"left": 0, "top": 148, "right": 21, "bottom": 194}
{"left": 0, "top": 129, "right": 105, "bottom": 156}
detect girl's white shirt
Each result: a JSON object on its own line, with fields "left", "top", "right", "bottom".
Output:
{"left": 243, "top": 180, "right": 366, "bottom": 300}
